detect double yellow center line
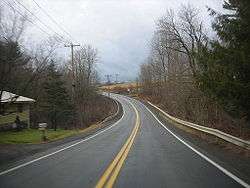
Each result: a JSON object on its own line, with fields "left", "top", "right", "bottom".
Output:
{"left": 95, "top": 101, "right": 140, "bottom": 188}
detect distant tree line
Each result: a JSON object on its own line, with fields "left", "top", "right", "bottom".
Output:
{"left": 139, "top": 1, "right": 250, "bottom": 137}
{"left": 0, "top": 6, "right": 115, "bottom": 131}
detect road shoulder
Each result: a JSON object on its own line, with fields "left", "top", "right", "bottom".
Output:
{"left": 0, "top": 99, "right": 123, "bottom": 171}
{"left": 139, "top": 99, "right": 250, "bottom": 185}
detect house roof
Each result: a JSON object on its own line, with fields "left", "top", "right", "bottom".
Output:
{"left": 0, "top": 91, "right": 35, "bottom": 103}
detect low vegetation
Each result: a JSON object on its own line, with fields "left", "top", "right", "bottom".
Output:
{"left": 139, "top": 1, "right": 250, "bottom": 139}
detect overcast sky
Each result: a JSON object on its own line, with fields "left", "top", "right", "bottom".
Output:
{"left": 3, "top": 0, "right": 225, "bottom": 82}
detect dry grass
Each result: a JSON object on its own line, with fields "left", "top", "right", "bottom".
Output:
{"left": 100, "top": 83, "right": 137, "bottom": 90}
{"left": 99, "top": 83, "right": 141, "bottom": 95}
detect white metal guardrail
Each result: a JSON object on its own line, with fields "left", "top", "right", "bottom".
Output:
{"left": 101, "top": 98, "right": 121, "bottom": 123}
{"left": 148, "top": 101, "right": 250, "bottom": 150}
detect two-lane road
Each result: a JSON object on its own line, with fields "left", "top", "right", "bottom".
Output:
{"left": 0, "top": 94, "right": 249, "bottom": 188}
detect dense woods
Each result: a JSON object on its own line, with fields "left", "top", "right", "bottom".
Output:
{"left": 139, "top": 1, "right": 250, "bottom": 138}
{"left": 0, "top": 6, "right": 115, "bottom": 130}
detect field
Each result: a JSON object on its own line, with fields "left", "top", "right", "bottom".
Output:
{"left": 100, "top": 82, "right": 139, "bottom": 93}
{"left": 100, "top": 82, "right": 137, "bottom": 89}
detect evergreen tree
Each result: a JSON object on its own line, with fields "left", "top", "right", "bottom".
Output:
{"left": 43, "top": 62, "right": 73, "bottom": 130}
{"left": 198, "top": 0, "right": 250, "bottom": 122}
{"left": 0, "top": 40, "right": 30, "bottom": 93}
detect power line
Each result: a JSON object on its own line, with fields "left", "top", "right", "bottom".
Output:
{"left": 12, "top": 0, "right": 67, "bottom": 43}
{"left": 11, "top": 0, "right": 70, "bottom": 44}
{"left": 2, "top": 0, "right": 52, "bottom": 38}
{"left": 31, "top": 0, "right": 77, "bottom": 43}
{"left": 3, "top": 0, "right": 81, "bottom": 73}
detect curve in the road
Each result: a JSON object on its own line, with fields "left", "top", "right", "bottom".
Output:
{"left": 95, "top": 100, "right": 140, "bottom": 188}
{"left": 0, "top": 94, "right": 249, "bottom": 188}
{"left": 0, "top": 100, "right": 125, "bottom": 176}
{"left": 124, "top": 96, "right": 250, "bottom": 188}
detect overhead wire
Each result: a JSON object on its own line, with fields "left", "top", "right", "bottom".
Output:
{"left": 2, "top": 0, "right": 52, "bottom": 38}
{"left": 11, "top": 0, "right": 71, "bottom": 44}
{"left": 31, "top": 0, "right": 77, "bottom": 43}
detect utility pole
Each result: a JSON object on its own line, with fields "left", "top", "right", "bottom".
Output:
{"left": 65, "top": 43, "right": 80, "bottom": 107}
{"left": 64, "top": 43, "right": 80, "bottom": 87}
{"left": 105, "top": 74, "right": 112, "bottom": 84}
{"left": 64, "top": 43, "right": 80, "bottom": 128}
{"left": 105, "top": 74, "right": 112, "bottom": 97}
{"left": 115, "top": 74, "right": 119, "bottom": 84}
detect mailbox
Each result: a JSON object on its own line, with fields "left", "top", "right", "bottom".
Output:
{"left": 38, "top": 123, "right": 47, "bottom": 141}
{"left": 38, "top": 123, "right": 47, "bottom": 130}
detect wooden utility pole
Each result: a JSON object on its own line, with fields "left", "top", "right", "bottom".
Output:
{"left": 64, "top": 43, "right": 80, "bottom": 128}
{"left": 64, "top": 43, "right": 80, "bottom": 84}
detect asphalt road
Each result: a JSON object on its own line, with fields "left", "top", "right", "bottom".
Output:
{"left": 0, "top": 94, "right": 249, "bottom": 188}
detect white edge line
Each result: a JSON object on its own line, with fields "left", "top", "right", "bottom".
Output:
{"left": 0, "top": 103, "right": 125, "bottom": 176}
{"left": 147, "top": 101, "right": 250, "bottom": 148}
{"left": 141, "top": 103, "right": 250, "bottom": 188}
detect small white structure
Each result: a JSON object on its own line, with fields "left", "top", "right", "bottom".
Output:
{"left": 1, "top": 91, "right": 35, "bottom": 103}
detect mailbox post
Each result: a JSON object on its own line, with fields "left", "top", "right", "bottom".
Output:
{"left": 38, "top": 123, "right": 47, "bottom": 141}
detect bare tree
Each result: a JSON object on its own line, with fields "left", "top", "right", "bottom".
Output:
{"left": 156, "top": 5, "right": 208, "bottom": 76}
{"left": 0, "top": 5, "right": 28, "bottom": 42}
{"left": 140, "top": 4, "right": 207, "bottom": 122}
{"left": 69, "top": 45, "right": 99, "bottom": 127}
{"left": 0, "top": 34, "right": 60, "bottom": 114}
{"left": 74, "top": 45, "right": 98, "bottom": 87}
{"left": 140, "top": 4, "right": 238, "bottom": 135}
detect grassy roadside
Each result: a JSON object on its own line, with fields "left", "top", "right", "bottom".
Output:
{"left": 0, "top": 95, "right": 119, "bottom": 144}
{"left": 0, "top": 117, "right": 111, "bottom": 144}
{"left": 0, "top": 129, "right": 82, "bottom": 144}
